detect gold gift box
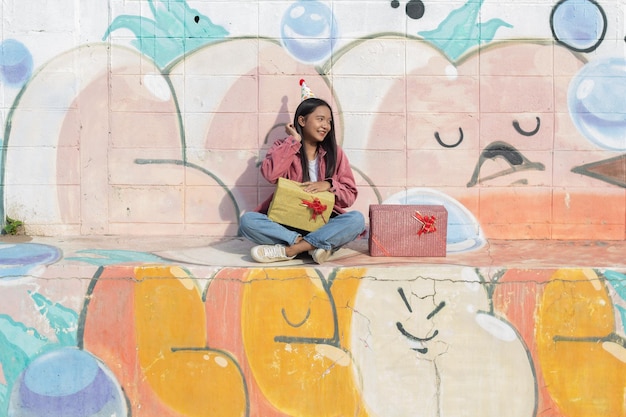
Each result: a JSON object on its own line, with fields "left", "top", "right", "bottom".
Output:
{"left": 268, "top": 178, "right": 334, "bottom": 232}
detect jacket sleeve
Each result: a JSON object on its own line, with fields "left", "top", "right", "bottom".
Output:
{"left": 325, "top": 146, "right": 358, "bottom": 209}
{"left": 260, "top": 137, "right": 301, "bottom": 183}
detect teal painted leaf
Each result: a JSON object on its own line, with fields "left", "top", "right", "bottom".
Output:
{"left": 605, "top": 270, "right": 626, "bottom": 300}
{"left": 102, "top": 0, "right": 228, "bottom": 68}
{"left": 29, "top": 292, "right": 79, "bottom": 347}
{"left": 604, "top": 270, "right": 626, "bottom": 334}
{"left": 419, "top": 0, "right": 512, "bottom": 62}
{"left": 0, "top": 315, "right": 47, "bottom": 359}
{"left": 0, "top": 330, "right": 30, "bottom": 388}
{"left": 0, "top": 383, "right": 7, "bottom": 416}
{"left": 0, "top": 315, "right": 48, "bottom": 390}
{"left": 66, "top": 249, "right": 166, "bottom": 266}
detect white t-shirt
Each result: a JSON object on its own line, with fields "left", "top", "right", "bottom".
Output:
{"left": 308, "top": 157, "right": 318, "bottom": 182}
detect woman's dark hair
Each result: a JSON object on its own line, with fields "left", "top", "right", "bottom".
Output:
{"left": 293, "top": 98, "right": 337, "bottom": 182}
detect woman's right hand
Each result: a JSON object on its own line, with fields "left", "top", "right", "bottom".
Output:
{"left": 285, "top": 123, "right": 301, "bottom": 142}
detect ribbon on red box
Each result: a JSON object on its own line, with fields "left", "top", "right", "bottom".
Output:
{"left": 301, "top": 197, "right": 328, "bottom": 223}
{"left": 413, "top": 211, "right": 437, "bottom": 236}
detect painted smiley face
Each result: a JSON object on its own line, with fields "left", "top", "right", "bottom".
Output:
{"left": 331, "top": 38, "right": 622, "bottom": 240}
{"left": 395, "top": 286, "right": 446, "bottom": 354}
{"left": 351, "top": 266, "right": 536, "bottom": 417}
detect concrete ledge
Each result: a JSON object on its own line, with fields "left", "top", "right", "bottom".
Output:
{"left": 3, "top": 235, "right": 624, "bottom": 270}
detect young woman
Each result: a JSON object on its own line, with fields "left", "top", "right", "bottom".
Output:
{"left": 239, "top": 97, "right": 365, "bottom": 264}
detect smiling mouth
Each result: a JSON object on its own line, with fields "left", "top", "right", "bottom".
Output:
{"left": 396, "top": 322, "right": 438, "bottom": 354}
{"left": 467, "top": 141, "right": 545, "bottom": 187}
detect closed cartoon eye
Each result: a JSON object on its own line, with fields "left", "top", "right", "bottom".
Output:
{"left": 281, "top": 307, "right": 310, "bottom": 327}
{"left": 434, "top": 127, "right": 464, "bottom": 148}
{"left": 274, "top": 294, "right": 340, "bottom": 347}
{"left": 513, "top": 117, "right": 541, "bottom": 136}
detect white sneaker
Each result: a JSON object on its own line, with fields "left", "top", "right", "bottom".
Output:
{"left": 309, "top": 248, "right": 332, "bottom": 264}
{"left": 251, "top": 245, "right": 296, "bottom": 263}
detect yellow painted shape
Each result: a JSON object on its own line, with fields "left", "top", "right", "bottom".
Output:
{"left": 329, "top": 268, "right": 365, "bottom": 349}
{"left": 243, "top": 267, "right": 369, "bottom": 417}
{"left": 135, "top": 265, "right": 247, "bottom": 417}
{"left": 537, "top": 268, "right": 626, "bottom": 417}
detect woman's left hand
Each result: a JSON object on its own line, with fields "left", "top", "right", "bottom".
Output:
{"left": 285, "top": 123, "right": 302, "bottom": 142}
{"left": 301, "top": 181, "right": 331, "bottom": 193}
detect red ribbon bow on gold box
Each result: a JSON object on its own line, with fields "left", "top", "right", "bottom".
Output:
{"left": 301, "top": 197, "right": 328, "bottom": 224}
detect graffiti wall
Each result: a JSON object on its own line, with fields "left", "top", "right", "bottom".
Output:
{"left": 1, "top": 1, "right": 626, "bottom": 414}
{"left": 1, "top": 240, "right": 625, "bottom": 416}
{"left": 0, "top": 0, "right": 624, "bottom": 239}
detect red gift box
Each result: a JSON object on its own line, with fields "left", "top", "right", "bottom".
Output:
{"left": 368, "top": 204, "right": 448, "bottom": 257}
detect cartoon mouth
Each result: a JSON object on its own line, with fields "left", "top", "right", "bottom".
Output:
{"left": 274, "top": 306, "right": 341, "bottom": 347}
{"left": 396, "top": 322, "right": 439, "bottom": 354}
{"left": 467, "top": 141, "right": 545, "bottom": 187}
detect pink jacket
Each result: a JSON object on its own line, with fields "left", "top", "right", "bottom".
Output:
{"left": 254, "top": 136, "right": 358, "bottom": 215}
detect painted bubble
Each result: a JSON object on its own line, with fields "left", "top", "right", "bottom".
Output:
{"left": 0, "top": 39, "right": 33, "bottom": 87}
{"left": 0, "top": 243, "right": 62, "bottom": 279}
{"left": 551, "top": 0, "right": 606, "bottom": 52}
{"left": 280, "top": 0, "right": 337, "bottom": 64}
{"left": 568, "top": 57, "right": 626, "bottom": 151}
{"left": 9, "top": 347, "right": 127, "bottom": 417}
{"left": 383, "top": 188, "right": 486, "bottom": 253}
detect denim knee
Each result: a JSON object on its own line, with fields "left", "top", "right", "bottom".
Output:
{"left": 238, "top": 211, "right": 258, "bottom": 237}
{"left": 346, "top": 210, "right": 366, "bottom": 233}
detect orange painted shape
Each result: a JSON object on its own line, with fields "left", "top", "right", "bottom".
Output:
{"left": 84, "top": 265, "right": 248, "bottom": 417}
{"left": 134, "top": 265, "right": 207, "bottom": 355}
{"left": 134, "top": 265, "right": 247, "bottom": 417}
{"left": 81, "top": 266, "right": 140, "bottom": 404}
{"left": 205, "top": 268, "right": 291, "bottom": 417}
{"left": 494, "top": 269, "right": 565, "bottom": 417}
{"left": 242, "top": 267, "right": 369, "bottom": 417}
{"left": 537, "top": 269, "right": 626, "bottom": 417}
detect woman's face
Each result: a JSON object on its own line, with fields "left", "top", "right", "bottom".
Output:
{"left": 298, "top": 105, "right": 332, "bottom": 144}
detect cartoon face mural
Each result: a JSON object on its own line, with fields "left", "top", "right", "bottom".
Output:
{"left": 2, "top": 39, "right": 343, "bottom": 237}
{"left": 241, "top": 267, "right": 369, "bottom": 417}
{"left": 330, "top": 38, "right": 624, "bottom": 240}
{"left": 4, "top": 32, "right": 623, "bottom": 240}
{"left": 350, "top": 266, "right": 536, "bottom": 417}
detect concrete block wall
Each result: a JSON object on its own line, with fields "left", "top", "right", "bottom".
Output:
{"left": 0, "top": 0, "right": 624, "bottom": 240}
{"left": 1, "top": 1, "right": 626, "bottom": 416}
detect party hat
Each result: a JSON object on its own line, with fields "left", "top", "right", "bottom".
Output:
{"left": 300, "top": 79, "right": 315, "bottom": 101}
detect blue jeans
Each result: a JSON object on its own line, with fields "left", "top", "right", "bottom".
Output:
{"left": 239, "top": 211, "right": 365, "bottom": 251}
